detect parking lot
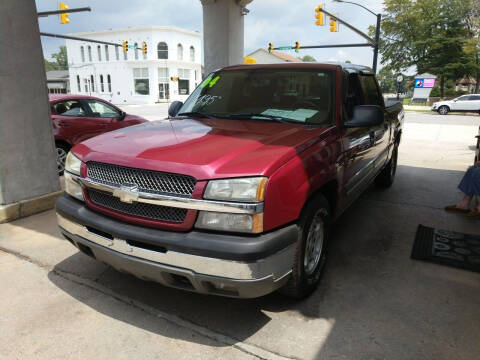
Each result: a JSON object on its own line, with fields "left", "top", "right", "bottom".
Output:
{"left": 1, "top": 112, "right": 480, "bottom": 360}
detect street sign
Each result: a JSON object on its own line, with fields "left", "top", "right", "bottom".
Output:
{"left": 128, "top": 45, "right": 137, "bottom": 50}
{"left": 277, "top": 46, "right": 293, "bottom": 50}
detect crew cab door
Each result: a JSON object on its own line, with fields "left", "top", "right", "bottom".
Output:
{"left": 341, "top": 72, "right": 390, "bottom": 202}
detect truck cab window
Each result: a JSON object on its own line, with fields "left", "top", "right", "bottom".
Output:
{"left": 360, "top": 75, "right": 382, "bottom": 106}
{"left": 345, "top": 73, "right": 363, "bottom": 119}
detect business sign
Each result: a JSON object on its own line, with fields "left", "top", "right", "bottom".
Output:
{"left": 414, "top": 78, "right": 436, "bottom": 88}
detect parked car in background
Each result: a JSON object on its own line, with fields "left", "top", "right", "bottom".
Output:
{"left": 50, "top": 94, "right": 147, "bottom": 174}
{"left": 56, "top": 63, "right": 403, "bottom": 299}
{"left": 432, "top": 94, "right": 480, "bottom": 115}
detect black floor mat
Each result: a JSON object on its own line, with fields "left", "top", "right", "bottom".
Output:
{"left": 411, "top": 225, "right": 480, "bottom": 273}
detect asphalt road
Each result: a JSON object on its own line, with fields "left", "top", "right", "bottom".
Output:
{"left": 1, "top": 112, "right": 480, "bottom": 359}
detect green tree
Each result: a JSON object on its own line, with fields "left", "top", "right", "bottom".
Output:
{"left": 378, "top": 68, "right": 396, "bottom": 93}
{"left": 44, "top": 45, "right": 68, "bottom": 71}
{"left": 374, "top": 0, "right": 472, "bottom": 97}
{"left": 300, "top": 55, "right": 316, "bottom": 62}
{"left": 462, "top": 0, "right": 480, "bottom": 92}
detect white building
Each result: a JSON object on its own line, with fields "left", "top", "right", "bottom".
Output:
{"left": 66, "top": 26, "right": 202, "bottom": 104}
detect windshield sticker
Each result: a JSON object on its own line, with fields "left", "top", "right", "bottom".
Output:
{"left": 262, "top": 109, "right": 318, "bottom": 122}
{"left": 200, "top": 75, "right": 213, "bottom": 89}
{"left": 195, "top": 95, "right": 222, "bottom": 107}
{"left": 209, "top": 76, "right": 220, "bottom": 87}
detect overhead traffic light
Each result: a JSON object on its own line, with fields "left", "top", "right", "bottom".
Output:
{"left": 295, "top": 41, "right": 300, "bottom": 53}
{"left": 122, "top": 40, "right": 128, "bottom": 53}
{"left": 329, "top": 14, "right": 338, "bottom": 32}
{"left": 59, "top": 2, "right": 69, "bottom": 24}
{"left": 268, "top": 43, "right": 273, "bottom": 53}
{"left": 141, "top": 42, "right": 147, "bottom": 55}
{"left": 314, "top": 5, "right": 324, "bottom": 26}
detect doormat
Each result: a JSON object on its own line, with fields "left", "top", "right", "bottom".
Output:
{"left": 411, "top": 225, "right": 480, "bottom": 273}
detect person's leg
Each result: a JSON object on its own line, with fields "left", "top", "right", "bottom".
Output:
{"left": 455, "top": 167, "right": 475, "bottom": 209}
{"left": 470, "top": 167, "right": 480, "bottom": 211}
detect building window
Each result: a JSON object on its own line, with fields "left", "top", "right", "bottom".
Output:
{"left": 76, "top": 75, "right": 81, "bottom": 92}
{"left": 97, "top": 45, "right": 102, "bottom": 61}
{"left": 84, "top": 78, "right": 88, "bottom": 92}
{"left": 190, "top": 46, "right": 195, "bottom": 62}
{"left": 90, "top": 75, "right": 95, "bottom": 92}
{"left": 134, "top": 42, "right": 139, "bottom": 60}
{"left": 157, "top": 42, "right": 168, "bottom": 59}
{"left": 115, "top": 46, "right": 120, "bottom": 61}
{"left": 133, "top": 68, "right": 149, "bottom": 95}
{"left": 80, "top": 46, "right": 85, "bottom": 62}
{"left": 177, "top": 43, "right": 183, "bottom": 61}
{"left": 105, "top": 45, "right": 109, "bottom": 61}
{"left": 100, "top": 75, "right": 104, "bottom": 92}
{"left": 178, "top": 69, "right": 190, "bottom": 95}
{"left": 107, "top": 74, "right": 112, "bottom": 92}
{"left": 87, "top": 46, "right": 92, "bottom": 62}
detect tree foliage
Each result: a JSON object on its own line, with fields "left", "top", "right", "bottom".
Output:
{"left": 375, "top": 0, "right": 477, "bottom": 95}
{"left": 44, "top": 45, "right": 68, "bottom": 71}
{"left": 300, "top": 55, "right": 316, "bottom": 62}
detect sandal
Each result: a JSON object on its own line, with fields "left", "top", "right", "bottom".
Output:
{"left": 467, "top": 210, "right": 480, "bottom": 218}
{"left": 444, "top": 205, "right": 470, "bottom": 213}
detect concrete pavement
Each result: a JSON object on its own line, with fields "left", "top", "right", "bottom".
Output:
{"left": 1, "top": 112, "right": 480, "bottom": 359}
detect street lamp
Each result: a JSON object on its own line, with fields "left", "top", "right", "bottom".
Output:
{"left": 332, "top": 0, "right": 381, "bottom": 73}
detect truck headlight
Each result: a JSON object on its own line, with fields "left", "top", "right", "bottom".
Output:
{"left": 204, "top": 177, "right": 268, "bottom": 202}
{"left": 64, "top": 152, "right": 84, "bottom": 201}
{"left": 195, "top": 212, "right": 263, "bottom": 233}
{"left": 65, "top": 151, "right": 82, "bottom": 175}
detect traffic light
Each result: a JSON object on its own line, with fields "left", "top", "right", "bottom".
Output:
{"left": 314, "top": 5, "right": 324, "bottom": 26}
{"left": 59, "top": 2, "right": 69, "bottom": 24}
{"left": 295, "top": 41, "right": 300, "bottom": 53}
{"left": 141, "top": 42, "right": 147, "bottom": 55}
{"left": 329, "top": 14, "right": 338, "bottom": 32}
{"left": 122, "top": 40, "right": 128, "bottom": 53}
{"left": 268, "top": 43, "right": 273, "bottom": 53}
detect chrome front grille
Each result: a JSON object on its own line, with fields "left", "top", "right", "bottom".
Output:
{"left": 88, "top": 189, "right": 187, "bottom": 223}
{"left": 87, "top": 162, "right": 196, "bottom": 197}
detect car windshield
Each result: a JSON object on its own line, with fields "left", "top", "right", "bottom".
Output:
{"left": 179, "top": 68, "right": 335, "bottom": 126}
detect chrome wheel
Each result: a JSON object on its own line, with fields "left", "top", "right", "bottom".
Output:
{"left": 304, "top": 210, "right": 325, "bottom": 275}
{"left": 57, "top": 147, "right": 67, "bottom": 174}
{"left": 439, "top": 106, "right": 448, "bottom": 115}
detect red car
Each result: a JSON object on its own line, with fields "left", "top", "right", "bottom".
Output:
{"left": 50, "top": 94, "right": 147, "bottom": 174}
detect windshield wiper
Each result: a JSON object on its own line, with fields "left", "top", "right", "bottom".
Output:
{"left": 177, "top": 111, "right": 215, "bottom": 119}
{"left": 222, "top": 113, "right": 291, "bottom": 124}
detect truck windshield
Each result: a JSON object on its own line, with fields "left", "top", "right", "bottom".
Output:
{"left": 179, "top": 68, "right": 335, "bottom": 126}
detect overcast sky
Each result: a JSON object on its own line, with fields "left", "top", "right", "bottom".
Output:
{"left": 37, "top": 0, "right": 384, "bottom": 69}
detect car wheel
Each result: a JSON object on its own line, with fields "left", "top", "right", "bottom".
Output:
{"left": 375, "top": 145, "right": 398, "bottom": 188}
{"left": 279, "top": 194, "right": 330, "bottom": 299}
{"left": 438, "top": 106, "right": 449, "bottom": 115}
{"left": 56, "top": 143, "right": 70, "bottom": 176}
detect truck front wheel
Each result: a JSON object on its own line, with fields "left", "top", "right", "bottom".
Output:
{"left": 279, "top": 194, "right": 330, "bottom": 299}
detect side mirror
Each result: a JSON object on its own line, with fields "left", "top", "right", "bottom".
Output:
{"left": 168, "top": 101, "right": 183, "bottom": 117}
{"left": 344, "top": 105, "right": 384, "bottom": 128}
{"left": 453, "top": 99, "right": 457, "bottom": 102}
{"left": 120, "top": 111, "right": 126, "bottom": 119}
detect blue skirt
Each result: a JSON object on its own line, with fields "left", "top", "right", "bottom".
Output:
{"left": 458, "top": 166, "right": 480, "bottom": 197}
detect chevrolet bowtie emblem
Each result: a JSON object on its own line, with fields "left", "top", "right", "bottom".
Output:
{"left": 112, "top": 185, "right": 139, "bottom": 203}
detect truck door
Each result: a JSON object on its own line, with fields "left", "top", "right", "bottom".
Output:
{"left": 358, "top": 74, "right": 390, "bottom": 171}
{"left": 342, "top": 73, "right": 378, "bottom": 198}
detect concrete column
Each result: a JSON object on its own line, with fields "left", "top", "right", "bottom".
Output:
{"left": 200, "top": 0, "right": 253, "bottom": 74}
{"left": 0, "top": 0, "right": 61, "bottom": 222}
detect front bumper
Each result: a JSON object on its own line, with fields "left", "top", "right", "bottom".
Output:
{"left": 56, "top": 195, "right": 297, "bottom": 298}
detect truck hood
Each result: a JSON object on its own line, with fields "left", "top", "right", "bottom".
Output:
{"left": 73, "top": 118, "right": 331, "bottom": 180}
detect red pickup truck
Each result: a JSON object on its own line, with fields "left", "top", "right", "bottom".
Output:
{"left": 56, "top": 63, "right": 403, "bottom": 298}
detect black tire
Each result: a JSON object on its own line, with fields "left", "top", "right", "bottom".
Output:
{"left": 56, "top": 142, "right": 70, "bottom": 176}
{"left": 279, "top": 194, "right": 331, "bottom": 299}
{"left": 375, "top": 146, "right": 398, "bottom": 188}
{"left": 438, "top": 106, "right": 449, "bottom": 115}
